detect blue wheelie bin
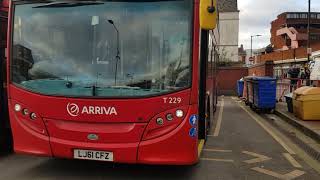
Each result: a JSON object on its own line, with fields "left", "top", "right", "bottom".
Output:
{"left": 237, "top": 80, "right": 244, "bottom": 97}
{"left": 251, "top": 77, "right": 277, "bottom": 112}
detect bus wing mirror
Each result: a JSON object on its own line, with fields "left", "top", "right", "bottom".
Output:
{"left": 199, "top": 0, "right": 218, "bottom": 30}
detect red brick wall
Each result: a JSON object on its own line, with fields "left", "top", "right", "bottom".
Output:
{"left": 257, "top": 46, "right": 314, "bottom": 63}
{"left": 271, "top": 15, "right": 286, "bottom": 50}
{"left": 217, "top": 67, "right": 248, "bottom": 95}
{"left": 248, "top": 62, "right": 274, "bottom": 77}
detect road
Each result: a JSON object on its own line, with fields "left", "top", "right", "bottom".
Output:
{"left": 0, "top": 96, "right": 319, "bottom": 180}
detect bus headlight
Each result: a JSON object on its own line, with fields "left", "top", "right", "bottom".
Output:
{"left": 175, "top": 110, "right": 184, "bottom": 118}
{"left": 142, "top": 106, "right": 189, "bottom": 141}
{"left": 11, "top": 100, "right": 47, "bottom": 135}
{"left": 14, "top": 104, "right": 22, "bottom": 112}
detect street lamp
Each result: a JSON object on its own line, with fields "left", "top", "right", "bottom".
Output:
{"left": 107, "top": 19, "right": 120, "bottom": 86}
{"left": 307, "top": 0, "right": 311, "bottom": 86}
{"left": 250, "top": 35, "right": 262, "bottom": 63}
{"left": 307, "top": 0, "right": 311, "bottom": 61}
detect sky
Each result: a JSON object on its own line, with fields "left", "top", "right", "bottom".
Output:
{"left": 239, "top": 0, "right": 320, "bottom": 50}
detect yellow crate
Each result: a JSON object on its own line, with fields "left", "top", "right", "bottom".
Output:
{"left": 293, "top": 87, "right": 320, "bottom": 120}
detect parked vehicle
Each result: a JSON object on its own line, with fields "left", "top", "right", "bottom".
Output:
{"left": 4, "top": 0, "right": 219, "bottom": 164}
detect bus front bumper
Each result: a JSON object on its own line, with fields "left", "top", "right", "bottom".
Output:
{"left": 10, "top": 105, "right": 199, "bottom": 165}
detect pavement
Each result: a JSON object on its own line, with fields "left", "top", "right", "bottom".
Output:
{"left": 0, "top": 96, "right": 320, "bottom": 180}
{"left": 275, "top": 102, "right": 320, "bottom": 143}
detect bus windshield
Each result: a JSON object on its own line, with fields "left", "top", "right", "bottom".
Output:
{"left": 11, "top": 0, "right": 193, "bottom": 97}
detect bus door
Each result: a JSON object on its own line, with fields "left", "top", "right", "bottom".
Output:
{"left": 0, "top": 2, "right": 11, "bottom": 152}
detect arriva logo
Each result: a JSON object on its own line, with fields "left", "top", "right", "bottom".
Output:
{"left": 67, "top": 103, "right": 80, "bottom": 117}
{"left": 67, "top": 103, "right": 117, "bottom": 117}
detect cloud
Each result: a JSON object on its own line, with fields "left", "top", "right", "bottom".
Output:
{"left": 239, "top": 0, "right": 320, "bottom": 50}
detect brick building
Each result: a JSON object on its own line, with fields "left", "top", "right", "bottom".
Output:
{"left": 249, "top": 12, "right": 320, "bottom": 78}
{"left": 271, "top": 12, "right": 320, "bottom": 50}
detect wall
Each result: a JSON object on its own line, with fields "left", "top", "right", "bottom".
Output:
{"left": 248, "top": 61, "right": 274, "bottom": 77}
{"left": 257, "top": 47, "right": 310, "bottom": 63}
{"left": 217, "top": 67, "right": 248, "bottom": 95}
{"left": 219, "top": 11, "right": 239, "bottom": 62}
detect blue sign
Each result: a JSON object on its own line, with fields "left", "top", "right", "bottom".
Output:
{"left": 189, "top": 115, "right": 198, "bottom": 126}
{"left": 189, "top": 127, "right": 197, "bottom": 138}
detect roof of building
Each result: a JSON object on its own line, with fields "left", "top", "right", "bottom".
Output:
{"left": 218, "top": 0, "right": 238, "bottom": 12}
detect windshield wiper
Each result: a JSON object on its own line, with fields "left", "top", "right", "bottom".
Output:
{"left": 33, "top": 1, "right": 104, "bottom": 8}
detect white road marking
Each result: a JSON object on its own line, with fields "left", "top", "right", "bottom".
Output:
{"left": 213, "top": 98, "right": 224, "bottom": 137}
{"left": 203, "top": 148, "right": 232, "bottom": 153}
{"left": 201, "top": 158, "right": 234, "bottom": 163}
{"left": 242, "top": 151, "right": 271, "bottom": 164}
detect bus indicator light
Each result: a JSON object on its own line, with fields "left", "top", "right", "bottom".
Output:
{"left": 22, "top": 108, "right": 29, "bottom": 115}
{"left": 14, "top": 104, "right": 21, "bottom": 112}
{"left": 30, "top": 113, "right": 37, "bottom": 120}
{"left": 166, "top": 114, "right": 174, "bottom": 121}
{"left": 156, "top": 118, "right": 164, "bottom": 125}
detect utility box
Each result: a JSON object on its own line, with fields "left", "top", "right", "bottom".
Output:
{"left": 293, "top": 87, "right": 320, "bottom": 120}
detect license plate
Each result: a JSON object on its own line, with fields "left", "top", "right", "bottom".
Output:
{"left": 73, "top": 149, "right": 113, "bottom": 162}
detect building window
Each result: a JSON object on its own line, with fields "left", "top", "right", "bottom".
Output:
{"left": 311, "top": 14, "right": 317, "bottom": 19}
{"left": 287, "top": 13, "right": 294, "bottom": 19}
{"left": 300, "top": 13, "right": 308, "bottom": 19}
{"left": 310, "top": 35, "right": 320, "bottom": 41}
{"left": 317, "top": 14, "right": 320, "bottom": 19}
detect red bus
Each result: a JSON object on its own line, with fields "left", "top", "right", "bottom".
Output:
{"left": 4, "top": 0, "right": 218, "bottom": 164}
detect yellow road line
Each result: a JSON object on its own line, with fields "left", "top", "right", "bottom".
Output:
{"left": 198, "top": 139, "right": 205, "bottom": 157}
{"left": 252, "top": 167, "right": 285, "bottom": 179}
{"left": 283, "top": 153, "right": 303, "bottom": 168}
{"left": 203, "top": 148, "right": 232, "bottom": 153}
{"left": 213, "top": 98, "right": 224, "bottom": 137}
{"left": 239, "top": 104, "right": 296, "bottom": 155}
{"left": 200, "top": 158, "right": 234, "bottom": 163}
{"left": 235, "top": 100, "right": 320, "bottom": 174}
{"left": 251, "top": 167, "right": 305, "bottom": 180}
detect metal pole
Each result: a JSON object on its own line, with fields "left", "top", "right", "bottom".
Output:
{"left": 307, "top": 0, "right": 311, "bottom": 61}
{"left": 306, "top": 0, "right": 311, "bottom": 86}
{"left": 115, "top": 27, "right": 120, "bottom": 86}
{"left": 250, "top": 36, "right": 253, "bottom": 58}
{"left": 107, "top": 20, "right": 121, "bottom": 86}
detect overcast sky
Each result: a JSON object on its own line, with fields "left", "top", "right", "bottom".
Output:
{"left": 239, "top": 0, "right": 320, "bottom": 50}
